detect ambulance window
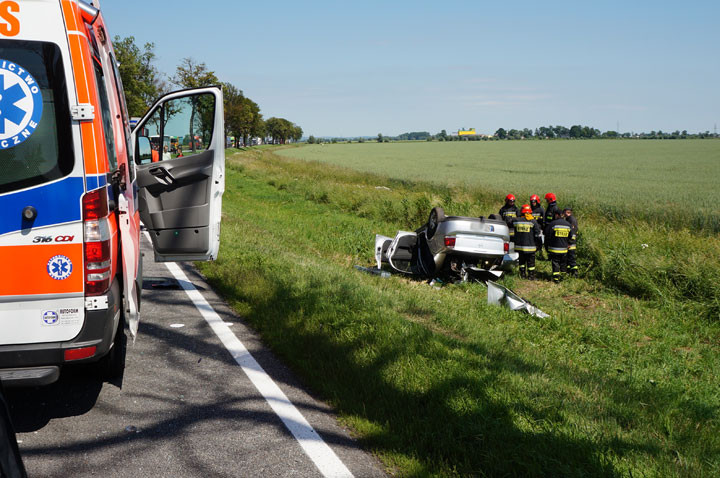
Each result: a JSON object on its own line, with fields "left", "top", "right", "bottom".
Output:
{"left": 93, "top": 60, "right": 118, "bottom": 171}
{"left": 0, "top": 40, "right": 73, "bottom": 194}
{"left": 160, "top": 93, "right": 215, "bottom": 160}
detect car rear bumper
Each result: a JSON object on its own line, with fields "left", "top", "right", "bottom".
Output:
{"left": 0, "top": 280, "right": 121, "bottom": 387}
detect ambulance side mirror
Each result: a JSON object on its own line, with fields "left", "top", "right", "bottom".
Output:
{"left": 136, "top": 136, "right": 153, "bottom": 165}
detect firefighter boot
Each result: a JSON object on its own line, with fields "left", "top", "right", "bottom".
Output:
{"left": 528, "top": 269, "right": 536, "bottom": 281}
{"left": 519, "top": 265, "right": 526, "bottom": 279}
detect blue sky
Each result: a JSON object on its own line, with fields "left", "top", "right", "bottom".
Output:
{"left": 102, "top": 0, "right": 719, "bottom": 137}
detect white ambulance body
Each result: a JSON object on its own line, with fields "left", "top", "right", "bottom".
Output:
{"left": 0, "top": 0, "right": 224, "bottom": 386}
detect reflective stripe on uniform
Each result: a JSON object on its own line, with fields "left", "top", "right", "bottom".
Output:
{"left": 548, "top": 247, "right": 568, "bottom": 254}
{"left": 568, "top": 245, "right": 576, "bottom": 250}
{"left": 515, "top": 246, "right": 537, "bottom": 252}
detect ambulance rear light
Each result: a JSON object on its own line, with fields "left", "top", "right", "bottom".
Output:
{"left": 85, "top": 237, "right": 111, "bottom": 295}
{"left": 82, "top": 187, "right": 109, "bottom": 221}
{"left": 83, "top": 187, "right": 111, "bottom": 296}
{"left": 64, "top": 346, "right": 97, "bottom": 361}
{"left": 84, "top": 219, "right": 110, "bottom": 242}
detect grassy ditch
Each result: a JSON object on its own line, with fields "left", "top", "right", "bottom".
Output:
{"left": 198, "top": 147, "right": 719, "bottom": 477}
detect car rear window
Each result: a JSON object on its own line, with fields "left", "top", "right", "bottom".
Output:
{"left": 0, "top": 40, "right": 73, "bottom": 194}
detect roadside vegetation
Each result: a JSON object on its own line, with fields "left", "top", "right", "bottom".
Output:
{"left": 198, "top": 146, "right": 719, "bottom": 477}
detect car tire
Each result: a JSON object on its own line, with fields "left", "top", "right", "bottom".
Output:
{"left": 97, "top": 315, "right": 127, "bottom": 383}
{"left": 426, "top": 207, "right": 446, "bottom": 239}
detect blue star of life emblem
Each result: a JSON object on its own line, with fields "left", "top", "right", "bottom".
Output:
{"left": 47, "top": 255, "right": 73, "bottom": 281}
{"left": 0, "top": 59, "right": 43, "bottom": 150}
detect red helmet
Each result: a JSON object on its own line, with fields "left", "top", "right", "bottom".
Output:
{"left": 505, "top": 194, "right": 515, "bottom": 202}
{"left": 520, "top": 204, "right": 532, "bottom": 214}
{"left": 530, "top": 194, "right": 540, "bottom": 202}
{"left": 544, "top": 192, "right": 556, "bottom": 202}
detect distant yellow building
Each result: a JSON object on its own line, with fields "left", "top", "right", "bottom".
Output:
{"left": 458, "top": 128, "right": 476, "bottom": 136}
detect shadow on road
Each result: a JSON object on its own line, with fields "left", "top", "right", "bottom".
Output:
{"left": 5, "top": 367, "right": 103, "bottom": 433}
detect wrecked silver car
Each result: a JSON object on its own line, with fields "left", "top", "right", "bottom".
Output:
{"left": 375, "top": 207, "right": 518, "bottom": 281}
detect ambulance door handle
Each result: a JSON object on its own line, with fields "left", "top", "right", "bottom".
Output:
{"left": 148, "top": 166, "right": 175, "bottom": 186}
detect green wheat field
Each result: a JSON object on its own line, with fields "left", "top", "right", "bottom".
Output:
{"left": 278, "top": 139, "right": 720, "bottom": 232}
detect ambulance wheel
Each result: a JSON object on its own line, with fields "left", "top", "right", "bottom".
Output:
{"left": 97, "top": 316, "right": 127, "bottom": 382}
{"left": 427, "top": 207, "right": 445, "bottom": 239}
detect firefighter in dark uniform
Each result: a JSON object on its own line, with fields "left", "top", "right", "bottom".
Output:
{"left": 543, "top": 192, "right": 560, "bottom": 227}
{"left": 563, "top": 208, "right": 579, "bottom": 276}
{"left": 530, "top": 194, "right": 545, "bottom": 227}
{"left": 530, "top": 194, "right": 545, "bottom": 258}
{"left": 544, "top": 210, "right": 571, "bottom": 283}
{"left": 511, "top": 204, "right": 542, "bottom": 280}
{"left": 499, "top": 194, "right": 519, "bottom": 239}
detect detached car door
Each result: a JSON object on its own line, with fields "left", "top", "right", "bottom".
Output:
{"left": 131, "top": 87, "right": 225, "bottom": 261}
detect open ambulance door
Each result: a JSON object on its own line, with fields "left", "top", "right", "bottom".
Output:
{"left": 131, "top": 86, "right": 225, "bottom": 262}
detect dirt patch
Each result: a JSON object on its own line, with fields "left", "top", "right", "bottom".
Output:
{"left": 513, "top": 280, "right": 545, "bottom": 297}
{"left": 561, "top": 295, "right": 605, "bottom": 311}
{"left": 635, "top": 335, "right": 653, "bottom": 347}
{"left": 402, "top": 312, "right": 467, "bottom": 343}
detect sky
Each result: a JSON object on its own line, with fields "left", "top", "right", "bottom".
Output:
{"left": 101, "top": 0, "right": 720, "bottom": 137}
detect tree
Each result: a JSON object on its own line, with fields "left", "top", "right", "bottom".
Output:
{"left": 495, "top": 128, "right": 507, "bottom": 139}
{"left": 265, "top": 117, "right": 301, "bottom": 144}
{"left": 171, "top": 57, "right": 219, "bottom": 90}
{"left": 377, "top": 133, "right": 384, "bottom": 143}
{"left": 308, "top": 135, "right": 316, "bottom": 144}
{"left": 222, "top": 82, "right": 245, "bottom": 147}
{"left": 169, "top": 59, "right": 220, "bottom": 152}
{"left": 112, "top": 36, "right": 160, "bottom": 117}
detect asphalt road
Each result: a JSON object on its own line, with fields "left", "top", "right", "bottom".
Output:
{"left": 6, "top": 239, "right": 386, "bottom": 477}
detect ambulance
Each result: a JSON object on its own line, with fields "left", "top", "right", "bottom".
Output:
{"left": 0, "top": 0, "right": 225, "bottom": 386}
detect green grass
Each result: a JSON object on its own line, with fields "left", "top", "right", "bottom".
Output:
{"left": 197, "top": 147, "right": 720, "bottom": 477}
{"left": 277, "top": 140, "right": 720, "bottom": 233}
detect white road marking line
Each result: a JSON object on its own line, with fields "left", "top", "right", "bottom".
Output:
{"left": 163, "top": 261, "right": 354, "bottom": 478}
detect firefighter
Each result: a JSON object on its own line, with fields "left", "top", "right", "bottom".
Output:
{"left": 530, "top": 194, "right": 545, "bottom": 257}
{"left": 499, "top": 194, "right": 520, "bottom": 238}
{"left": 543, "top": 192, "right": 560, "bottom": 226}
{"left": 563, "top": 208, "right": 579, "bottom": 276}
{"left": 511, "top": 204, "right": 541, "bottom": 280}
{"left": 530, "top": 194, "right": 545, "bottom": 226}
{"left": 544, "top": 209, "right": 571, "bottom": 283}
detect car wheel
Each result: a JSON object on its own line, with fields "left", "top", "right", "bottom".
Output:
{"left": 427, "top": 207, "right": 446, "bottom": 239}
{"left": 97, "top": 315, "right": 127, "bottom": 383}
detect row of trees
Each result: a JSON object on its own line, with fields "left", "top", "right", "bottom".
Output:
{"left": 363, "top": 126, "right": 719, "bottom": 144}
{"left": 114, "top": 36, "right": 301, "bottom": 146}
{"left": 494, "top": 125, "right": 717, "bottom": 140}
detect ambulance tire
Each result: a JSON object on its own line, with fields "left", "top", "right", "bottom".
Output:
{"left": 97, "top": 315, "right": 127, "bottom": 383}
